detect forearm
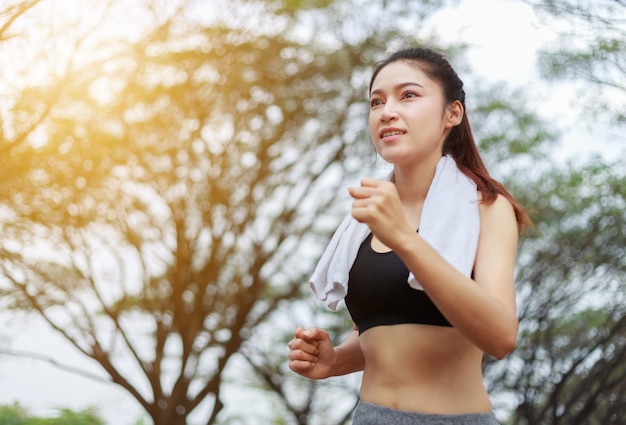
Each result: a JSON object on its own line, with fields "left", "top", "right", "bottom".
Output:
{"left": 330, "top": 329, "right": 365, "bottom": 376}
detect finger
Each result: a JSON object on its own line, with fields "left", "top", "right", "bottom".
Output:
{"left": 301, "top": 327, "right": 329, "bottom": 343}
{"left": 350, "top": 199, "right": 371, "bottom": 210}
{"left": 288, "top": 348, "right": 318, "bottom": 363}
{"left": 347, "top": 177, "right": 383, "bottom": 197}
{"left": 350, "top": 179, "right": 396, "bottom": 198}
{"left": 360, "top": 177, "right": 384, "bottom": 187}
{"left": 293, "top": 328, "right": 317, "bottom": 344}
{"left": 287, "top": 338, "right": 298, "bottom": 350}
{"left": 348, "top": 186, "right": 378, "bottom": 200}
{"left": 351, "top": 196, "right": 384, "bottom": 216}
{"left": 289, "top": 359, "right": 315, "bottom": 373}
{"left": 351, "top": 209, "right": 371, "bottom": 224}
{"left": 289, "top": 337, "right": 318, "bottom": 355}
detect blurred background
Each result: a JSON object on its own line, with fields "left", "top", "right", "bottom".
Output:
{"left": 0, "top": 0, "right": 624, "bottom": 424}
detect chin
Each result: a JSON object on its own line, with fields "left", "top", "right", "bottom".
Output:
{"left": 376, "top": 148, "right": 408, "bottom": 163}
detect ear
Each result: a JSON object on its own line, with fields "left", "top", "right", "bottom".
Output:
{"left": 445, "top": 100, "right": 463, "bottom": 128}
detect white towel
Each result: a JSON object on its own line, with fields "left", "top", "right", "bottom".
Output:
{"left": 309, "top": 155, "right": 480, "bottom": 310}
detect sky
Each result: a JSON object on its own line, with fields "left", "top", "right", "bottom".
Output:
{"left": 0, "top": 0, "right": 623, "bottom": 424}
{"left": 428, "top": 0, "right": 624, "bottom": 162}
{"left": 429, "top": 0, "right": 624, "bottom": 162}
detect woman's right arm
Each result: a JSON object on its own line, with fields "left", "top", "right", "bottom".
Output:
{"left": 288, "top": 326, "right": 364, "bottom": 379}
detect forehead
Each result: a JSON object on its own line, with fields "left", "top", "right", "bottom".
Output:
{"left": 370, "top": 61, "right": 438, "bottom": 93}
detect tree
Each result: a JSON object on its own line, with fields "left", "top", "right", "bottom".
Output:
{"left": 3, "top": 1, "right": 624, "bottom": 424}
{"left": 528, "top": 0, "right": 626, "bottom": 124}
{"left": 482, "top": 157, "right": 626, "bottom": 425}
{"left": 0, "top": 0, "right": 103, "bottom": 157}
{"left": 0, "top": 0, "right": 450, "bottom": 424}
{"left": 476, "top": 2, "right": 626, "bottom": 424}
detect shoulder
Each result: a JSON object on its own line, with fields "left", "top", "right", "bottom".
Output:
{"left": 477, "top": 192, "right": 515, "bottom": 218}
{"left": 477, "top": 193, "right": 518, "bottom": 243}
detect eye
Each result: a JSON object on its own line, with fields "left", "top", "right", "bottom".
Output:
{"left": 370, "top": 98, "right": 383, "bottom": 108}
{"left": 402, "top": 91, "right": 418, "bottom": 99}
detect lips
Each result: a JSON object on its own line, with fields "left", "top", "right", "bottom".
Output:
{"left": 379, "top": 128, "right": 405, "bottom": 139}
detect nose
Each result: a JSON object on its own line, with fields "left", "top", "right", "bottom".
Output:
{"left": 380, "top": 100, "right": 398, "bottom": 122}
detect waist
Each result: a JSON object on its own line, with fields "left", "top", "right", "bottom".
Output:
{"left": 358, "top": 324, "right": 491, "bottom": 414}
{"left": 359, "top": 377, "right": 492, "bottom": 415}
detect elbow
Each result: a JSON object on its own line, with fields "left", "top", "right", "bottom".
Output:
{"left": 487, "top": 323, "right": 518, "bottom": 360}
{"left": 490, "top": 337, "right": 516, "bottom": 360}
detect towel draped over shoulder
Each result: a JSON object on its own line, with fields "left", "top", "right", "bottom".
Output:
{"left": 309, "top": 155, "right": 480, "bottom": 310}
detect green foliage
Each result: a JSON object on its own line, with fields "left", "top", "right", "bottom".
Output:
{"left": 531, "top": 0, "right": 626, "bottom": 124}
{"left": 1, "top": 1, "right": 625, "bottom": 425}
{"left": 0, "top": 403, "right": 24, "bottom": 425}
{"left": 485, "top": 155, "right": 626, "bottom": 424}
{"left": 470, "top": 84, "right": 557, "bottom": 168}
{"left": 0, "top": 1, "right": 400, "bottom": 424}
{"left": 511, "top": 308, "right": 626, "bottom": 424}
{"left": 0, "top": 403, "right": 104, "bottom": 425}
{"left": 474, "top": 10, "right": 626, "bottom": 400}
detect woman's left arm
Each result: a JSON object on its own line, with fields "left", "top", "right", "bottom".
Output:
{"left": 350, "top": 179, "right": 520, "bottom": 359}
{"left": 395, "top": 194, "right": 519, "bottom": 359}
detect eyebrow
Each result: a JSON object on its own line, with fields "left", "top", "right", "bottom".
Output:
{"left": 370, "top": 81, "right": 424, "bottom": 97}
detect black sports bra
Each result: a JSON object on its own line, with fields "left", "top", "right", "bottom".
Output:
{"left": 345, "top": 233, "right": 452, "bottom": 334}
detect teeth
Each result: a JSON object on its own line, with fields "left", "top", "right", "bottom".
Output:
{"left": 382, "top": 130, "right": 403, "bottom": 137}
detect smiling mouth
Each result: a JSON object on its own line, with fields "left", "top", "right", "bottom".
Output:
{"left": 380, "top": 130, "right": 404, "bottom": 138}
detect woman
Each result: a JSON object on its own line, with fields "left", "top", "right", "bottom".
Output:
{"left": 288, "top": 47, "right": 530, "bottom": 425}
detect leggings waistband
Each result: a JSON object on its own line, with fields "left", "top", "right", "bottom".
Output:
{"left": 352, "top": 400, "right": 501, "bottom": 425}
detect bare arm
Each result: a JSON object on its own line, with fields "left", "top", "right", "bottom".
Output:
{"left": 288, "top": 326, "right": 364, "bottom": 379}
{"left": 395, "top": 195, "right": 519, "bottom": 358}
{"left": 350, "top": 179, "right": 519, "bottom": 359}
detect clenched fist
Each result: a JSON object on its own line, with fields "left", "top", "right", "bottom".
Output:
{"left": 287, "top": 327, "right": 336, "bottom": 380}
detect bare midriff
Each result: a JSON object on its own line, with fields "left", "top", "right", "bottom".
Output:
{"left": 358, "top": 323, "right": 492, "bottom": 414}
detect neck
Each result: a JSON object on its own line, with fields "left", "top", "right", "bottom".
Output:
{"left": 393, "top": 154, "right": 443, "bottom": 205}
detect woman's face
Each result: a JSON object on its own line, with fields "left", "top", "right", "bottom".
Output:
{"left": 368, "top": 61, "right": 460, "bottom": 166}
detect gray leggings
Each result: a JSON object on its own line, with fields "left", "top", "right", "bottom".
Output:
{"left": 352, "top": 400, "right": 501, "bottom": 425}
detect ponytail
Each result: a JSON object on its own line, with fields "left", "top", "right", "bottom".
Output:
{"left": 445, "top": 113, "right": 531, "bottom": 232}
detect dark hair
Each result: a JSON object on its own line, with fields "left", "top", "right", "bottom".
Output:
{"left": 370, "top": 47, "right": 530, "bottom": 231}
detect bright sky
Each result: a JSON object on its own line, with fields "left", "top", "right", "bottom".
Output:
{"left": 0, "top": 0, "right": 622, "bottom": 424}
{"left": 427, "top": 0, "right": 622, "bottom": 162}
{"left": 430, "top": 0, "right": 547, "bottom": 81}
